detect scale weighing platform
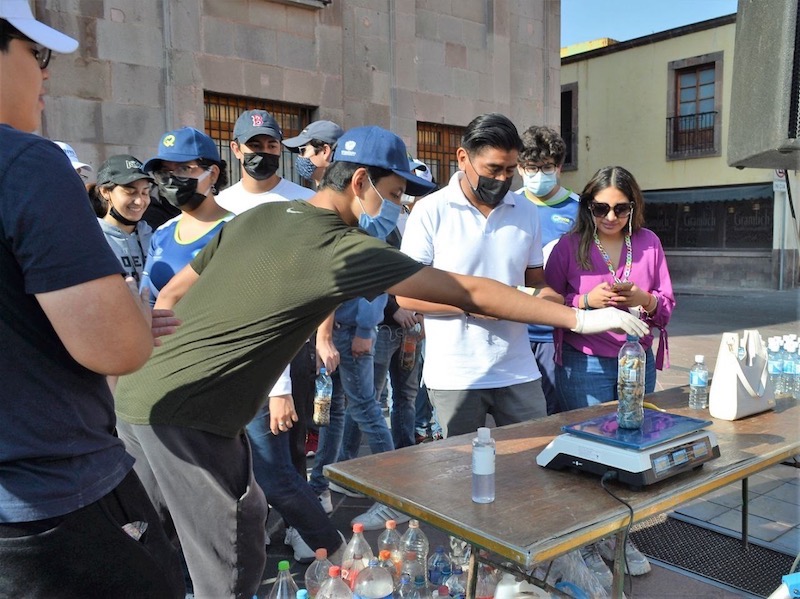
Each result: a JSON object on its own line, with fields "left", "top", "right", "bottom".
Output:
{"left": 536, "top": 409, "right": 720, "bottom": 489}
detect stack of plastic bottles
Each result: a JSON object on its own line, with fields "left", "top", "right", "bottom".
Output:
{"left": 768, "top": 334, "right": 800, "bottom": 399}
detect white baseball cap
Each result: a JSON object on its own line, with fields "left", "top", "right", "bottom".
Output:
{"left": 0, "top": 0, "right": 78, "bottom": 53}
{"left": 54, "top": 141, "right": 92, "bottom": 172}
{"left": 409, "top": 158, "right": 433, "bottom": 183}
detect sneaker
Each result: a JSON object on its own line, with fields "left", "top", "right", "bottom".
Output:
{"left": 305, "top": 430, "right": 319, "bottom": 458}
{"left": 328, "top": 481, "right": 365, "bottom": 498}
{"left": 318, "top": 489, "right": 333, "bottom": 514}
{"left": 580, "top": 543, "right": 613, "bottom": 590}
{"left": 596, "top": 536, "right": 651, "bottom": 576}
{"left": 351, "top": 502, "right": 410, "bottom": 531}
{"left": 285, "top": 526, "right": 316, "bottom": 563}
{"left": 415, "top": 432, "right": 429, "bottom": 444}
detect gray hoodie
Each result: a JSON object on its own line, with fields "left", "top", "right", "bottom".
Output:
{"left": 97, "top": 218, "right": 152, "bottom": 282}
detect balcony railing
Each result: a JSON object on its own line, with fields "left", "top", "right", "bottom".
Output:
{"left": 666, "top": 111, "right": 718, "bottom": 157}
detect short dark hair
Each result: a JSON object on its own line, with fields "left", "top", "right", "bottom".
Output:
{"left": 518, "top": 126, "right": 567, "bottom": 166}
{"left": 198, "top": 158, "right": 228, "bottom": 193}
{"left": 461, "top": 113, "right": 523, "bottom": 156}
{"left": 319, "top": 161, "right": 393, "bottom": 192}
{"left": 0, "top": 20, "right": 27, "bottom": 52}
{"left": 86, "top": 182, "right": 112, "bottom": 218}
{"left": 308, "top": 139, "right": 334, "bottom": 155}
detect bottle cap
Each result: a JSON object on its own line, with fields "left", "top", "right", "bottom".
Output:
{"left": 626, "top": 334, "right": 639, "bottom": 342}
{"left": 278, "top": 560, "right": 291, "bottom": 571}
{"left": 477, "top": 427, "right": 491, "bottom": 441}
{"left": 315, "top": 548, "right": 328, "bottom": 559}
{"left": 352, "top": 523, "right": 364, "bottom": 533}
{"left": 297, "top": 591, "right": 309, "bottom": 599}
{"left": 385, "top": 519, "right": 396, "bottom": 529}
{"left": 408, "top": 519, "right": 419, "bottom": 528}
{"left": 368, "top": 558, "right": 379, "bottom": 567}
{"left": 319, "top": 366, "right": 326, "bottom": 375}
{"left": 328, "top": 565, "right": 341, "bottom": 577}
{"left": 379, "top": 549, "right": 391, "bottom": 560}
{"left": 694, "top": 355, "right": 704, "bottom": 363}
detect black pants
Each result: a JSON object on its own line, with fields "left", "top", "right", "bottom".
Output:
{"left": 289, "top": 339, "right": 316, "bottom": 474}
{"left": 0, "top": 470, "right": 184, "bottom": 599}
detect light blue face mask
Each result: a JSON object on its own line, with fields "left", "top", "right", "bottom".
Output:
{"left": 294, "top": 155, "right": 317, "bottom": 181}
{"left": 357, "top": 178, "right": 402, "bottom": 240}
{"left": 524, "top": 171, "right": 558, "bottom": 197}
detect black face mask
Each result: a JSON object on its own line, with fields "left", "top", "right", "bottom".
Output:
{"left": 109, "top": 205, "right": 139, "bottom": 227}
{"left": 158, "top": 176, "right": 207, "bottom": 212}
{"left": 467, "top": 171, "right": 513, "bottom": 207}
{"left": 242, "top": 152, "right": 280, "bottom": 180}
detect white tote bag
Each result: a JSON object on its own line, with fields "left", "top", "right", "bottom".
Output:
{"left": 709, "top": 330, "right": 776, "bottom": 421}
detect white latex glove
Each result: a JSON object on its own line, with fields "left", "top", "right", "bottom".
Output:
{"left": 571, "top": 307, "right": 650, "bottom": 337}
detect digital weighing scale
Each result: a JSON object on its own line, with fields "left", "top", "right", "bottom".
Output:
{"left": 536, "top": 409, "right": 720, "bottom": 489}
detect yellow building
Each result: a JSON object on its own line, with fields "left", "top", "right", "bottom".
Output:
{"left": 559, "top": 15, "right": 798, "bottom": 290}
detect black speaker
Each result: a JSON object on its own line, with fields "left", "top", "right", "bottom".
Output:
{"left": 728, "top": 0, "right": 800, "bottom": 169}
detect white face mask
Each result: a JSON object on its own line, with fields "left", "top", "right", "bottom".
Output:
{"left": 523, "top": 171, "right": 558, "bottom": 197}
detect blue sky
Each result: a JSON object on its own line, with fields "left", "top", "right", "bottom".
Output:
{"left": 561, "top": 0, "right": 739, "bottom": 47}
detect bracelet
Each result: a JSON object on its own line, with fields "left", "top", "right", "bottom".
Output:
{"left": 645, "top": 294, "right": 658, "bottom": 314}
{"left": 583, "top": 293, "right": 592, "bottom": 310}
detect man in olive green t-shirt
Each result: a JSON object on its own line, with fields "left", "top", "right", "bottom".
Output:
{"left": 114, "top": 125, "right": 648, "bottom": 598}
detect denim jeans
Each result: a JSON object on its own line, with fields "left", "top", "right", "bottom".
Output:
{"left": 334, "top": 325, "right": 394, "bottom": 461}
{"left": 556, "top": 343, "right": 657, "bottom": 412}
{"left": 531, "top": 341, "right": 561, "bottom": 416}
{"left": 246, "top": 405, "right": 342, "bottom": 552}
{"left": 373, "top": 324, "right": 421, "bottom": 449}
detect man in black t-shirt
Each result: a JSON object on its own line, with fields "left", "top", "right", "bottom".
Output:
{"left": 0, "top": 4, "right": 182, "bottom": 597}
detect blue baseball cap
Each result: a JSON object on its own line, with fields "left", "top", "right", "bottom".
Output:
{"left": 233, "top": 110, "right": 282, "bottom": 144}
{"left": 283, "top": 120, "right": 344, "bottom": 151}
{"left": 142, "top": 127, "right": 220, "bottom": 172}
{"left": 333, "top": 126, "right": 436, "bottom": 197}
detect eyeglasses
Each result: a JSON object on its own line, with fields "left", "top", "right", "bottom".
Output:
{"left": 521, "top": 163, "right": 557, "bottom": 176}
{"left": 152, "top": 164, "right": 207, "bottom": 185}
{"left": 590, "top": 202, "right": 633, "bottom": 218}
{"left": 8, "top": 34, "right": 51, "bottom": 69}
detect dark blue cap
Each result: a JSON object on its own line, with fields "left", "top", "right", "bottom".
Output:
{"left": 333, "top": 126, "right": 435, "bottom": 197}
{"left": 142, "top": 127, "right": 220, "bottom": 172}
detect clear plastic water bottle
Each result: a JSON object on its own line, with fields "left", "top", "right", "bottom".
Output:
{"left": 409, "top": 574, "right": 433, "bottom": 599}
{"left": 399, "top": 323, "right": 423, "bottom": 371}
{"left": 617, "top": 335, "right": 645, "bottom": 429}
{"left": 444, "top": 566, "right": 466, "bottom": 599}
{"left": 297, "top": 591, "right": 309, "bottom": 599}
{"left": 474, "top": 564, "right": 498, "bottom": 599}
{"left": 795, "top": 346, "right": 800, "bottom": 399}
{"left": 688, "top": 354, "right": 709, "bottom": 409}
{"left": 784, "top": 342, "right": 798, "bottom": 399}
{"left": 768, "top": 338, "right": 784, "bottom": 394}
{"left": 395, "top": 573, "right": 415, "bottom": 599}
{"left": 305, "top": 548, "right": 333, "bottom": 599}
{"left": 376, "top": 550, "right": 397, "bottom": 587}
{"left": 352, "top": 558, "right": 394, "bottom": 599}
{"left": 268, "top": 560, "right": 299, "bottom": 599}
{"left": 426, "top": 546, "right": 450, "bottom": 586}
{"left": 313, "top": 367, "right": 333, "bottom": 426}
{"left": 317, "top": 566, "right": 353, "bottom": 599}
{"left": 437, "top": 565, "right": 452, "bottom": 591}
{"left": 376, "top": 519, "right": 402, "bottom": 576}
{"left": 401, "top": 550, "right": 425, "bottom": 583}
{"left": 341, "top": 524, "right": 374, "bottom": 588}
{"left": 400, "top": 520, "right": 429, "bottom": 584}
{"left": 471, "top": 427, "right": 495, "bottom": 503}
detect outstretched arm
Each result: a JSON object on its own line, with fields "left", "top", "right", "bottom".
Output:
{"left": 155, "top": 263, "right": 201, "bottom": 310}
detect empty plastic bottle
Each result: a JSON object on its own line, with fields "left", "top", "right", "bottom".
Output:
{"left": 400, "top": 520, "right": 429, "bottom": 584}
{"left": 375, "top": 550, "right": 398, "bottom": 587}
{"left": 352, "top": 558, "right": 394, "bottom": 599}
{"left": 474, "top": 564, "right": 497, "bottom": 599}
{"left": 617, "top": 334, "right": 646, "bottom": 428}
{"left": 784, "top": 342, "right": 798, "bottom": 399}
{"left": 313, "top": 367, "right": 333, "bottom": 426}
{"left": 395, "top": 573, "right": 415, "bottom": 599}
{"left": 305, "top": 548, "right": 333, "bottom": 599}
{"left": 376, "top": 519, "right": 402, "bottom": 576}
{"left": 768, "top": 338, "right": 784, "bottom": 394}
{"left": 688, "top": 354, "right": 709, "bottom": 409}
{"left": 471, "top": 427, "right": 495, "bottom": 503}
{"left": 401, "top": 550, "right": 425, "bottom": 583}
{"left": 297, "top": 591, "right": 309, "bottom": 599}
{"left": 399, "top": 323, "right": 423, "bottom": 371}
{"left": 426, "top": 546, "right": 450, "bottom": 586}
{"left": 409, "top": 574, "right": 433, "bottom": 599}
{"left": 444, "top": 566, "right": 466, "bottom": 599}
{"left": 317, "top": 566, "right": 353, "bottom": 599}
{"left": 341, "top": 524, "right": 374, "bottom": 589}
{"left": 268, "top": 560, "right": 299, "bottom": 599}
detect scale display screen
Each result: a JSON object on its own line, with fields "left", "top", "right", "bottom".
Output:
{"left": 562, "top": 410, "right": 712, "bottom": 451}
{"left": 651, "top": 437, "right": 713, "bottom": 479}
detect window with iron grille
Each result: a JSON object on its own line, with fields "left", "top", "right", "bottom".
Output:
{"left": 416, "top": 122, "right": 466, "bottom": 188}
{"left": 204, "top": 92, "right": 315, "bottom": 188}
{"left": 666, "top": 52, "right": 723, "bottom": 159}
{"left": 561, "top": 83, "right": 578, "bottom": 170}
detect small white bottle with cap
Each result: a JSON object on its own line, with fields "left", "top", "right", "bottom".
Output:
{"left": 471, "top": 427, "right": 495, "bottom": 503}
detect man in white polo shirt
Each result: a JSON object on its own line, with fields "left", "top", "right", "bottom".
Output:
{"left": 399, "top": 113, "right": 562, "bottom": 437}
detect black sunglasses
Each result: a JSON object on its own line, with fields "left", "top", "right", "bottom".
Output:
{"left": 7, "top": 33, "right": 51, "bottom": 69}
{"left": 590, "top": 202, "right": 633, "bottom": 218}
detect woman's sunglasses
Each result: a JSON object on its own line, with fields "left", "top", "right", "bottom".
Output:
{"left": 590, "top": 202, "right": 633, "bottom": 218}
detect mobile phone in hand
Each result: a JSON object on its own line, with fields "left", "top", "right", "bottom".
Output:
{"left": 612, "top": 281, "right": 633, "bottom": 292}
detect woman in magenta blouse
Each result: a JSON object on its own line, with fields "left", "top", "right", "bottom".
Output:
{"left": 545, "top": 166, "right": 675, "bottom": 411}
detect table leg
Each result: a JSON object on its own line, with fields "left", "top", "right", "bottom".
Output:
{"left": 741, "top": 477, "right": 749, "bottom": 550}
{"left": 611, "top": 530, "right": 626, "bottom": 599}
{"left": 467, "top": 546, "right": 478, "bottom": 598}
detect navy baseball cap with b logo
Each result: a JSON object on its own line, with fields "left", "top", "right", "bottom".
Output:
{"left": 233, "top": 110, "right": 283, "bottom": 144}
{"left": 333, "top": 126, "right": 435, "bottom": 197}
{"left": 142, "top": 127, "right": 220, "bottom": 172}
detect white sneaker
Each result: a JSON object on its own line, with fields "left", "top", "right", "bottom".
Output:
{"left": 318, "top": 489, "right": 333, "bottom": 514}
{"left": 328, "top": 481, "right": 365, "bottom": 498}
{"left": 285, "top": 526, "right": 316, "bottom": 564}
{"left": 596, "top": 536, "right": 651, "bottom": 576}
{"left": 580, "top": 543, "right": 613, "bottom": 590}
{"left": 351, "top": 502, "right": 410, "bottom": 531}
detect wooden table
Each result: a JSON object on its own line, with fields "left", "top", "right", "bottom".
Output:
{"left": 325, "top": 387, "right": 800, "bottom": 597}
